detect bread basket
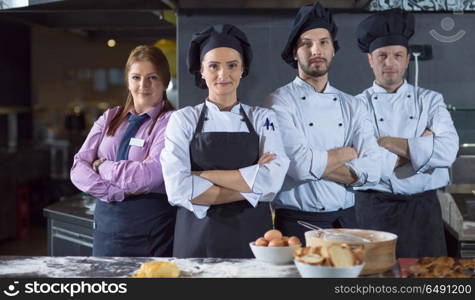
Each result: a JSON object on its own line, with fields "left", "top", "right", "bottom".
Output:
{"left": 304, "top": 228, "right": 397, "bottom": 275}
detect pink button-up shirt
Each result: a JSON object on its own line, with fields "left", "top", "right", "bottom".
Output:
{"left": 70, "top": 103, "right": 171, "bottom": 203}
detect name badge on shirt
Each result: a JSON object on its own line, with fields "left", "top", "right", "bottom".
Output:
{"left": 129, "top": 138, "right": 145, "bottom": 147}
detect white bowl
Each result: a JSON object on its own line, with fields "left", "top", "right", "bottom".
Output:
{"left": 294, "top": 260, "right": 364, "bottom": 278}
{"left": 249, "top": 242, "right": 301, "bottom": 265}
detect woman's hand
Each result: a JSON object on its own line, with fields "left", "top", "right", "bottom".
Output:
{"left": 92, "top": 158, "right": 106, "bottom": 173}
{"left": 257, "top": 152, "right": 276, "bottom": 165}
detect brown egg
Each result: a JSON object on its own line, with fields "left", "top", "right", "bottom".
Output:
{"left": 288, "top": 236, "right": 301, "bottom": 246}
{"left": 268, "top": 238, "right": 285, "bottom": 247}
{"left": 264, "top": 229, "right": 283, "bottom": 241}
{"left": 255, "top": 237, "right": 268, "bottom": 247}
{"left": 281, "top": 236, "right": 289, "bottom": 246}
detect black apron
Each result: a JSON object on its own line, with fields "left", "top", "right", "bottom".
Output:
{"left": 355, "top": 189, "right": 447, "bottom": 258}
{"left": 93, "top": 193, "right": 176, "bottom": 257}
{"left": 274, "top": 207, "right": 358, "bottom": 245}
{"left": 173, "top": 104, "right": 273, "bottom": 258}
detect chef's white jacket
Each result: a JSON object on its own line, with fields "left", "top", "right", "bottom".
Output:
{"left": 266, "top": 76, "right": 381, "bottom": 212}
{"left": 160, "top": 100, "right": 290, "bottom": 219}
{"left": 355, "top": 80, "right": 459, "bottom": 194}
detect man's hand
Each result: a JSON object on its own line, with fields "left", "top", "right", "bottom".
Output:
{"left": 257, "top": 152, "right": 277, "bottom": 165}
{"left": 323, "top": 147, "right": 358, "bottom": 177}
{"left": 422, "top": 129, "right": 433, "bottom": 137}
{"left": 396, "top": 156, "right": 409, "bottom": 168}
{"left": 331, "top": 146, "right": 358, "bottom": 163}
{"left": 378, "top": 137, "right": 409, "bottom": 158}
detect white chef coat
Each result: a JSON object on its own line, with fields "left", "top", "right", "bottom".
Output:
{"left": 355, "top": 80, "right": 459, "bottom": 194}
{"left": 160, "top": 100, "right": 290, "bottom": 219}
{"left": 266, "top": 76, "right": 381, "bottom": 212}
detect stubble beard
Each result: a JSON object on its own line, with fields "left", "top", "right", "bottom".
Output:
{"left": 299, "top": 58, "right": 332, "bottom": 78}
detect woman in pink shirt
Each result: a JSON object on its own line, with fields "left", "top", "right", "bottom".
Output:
{"left": 70, "top": 45, "right": 176, "bottom": 257}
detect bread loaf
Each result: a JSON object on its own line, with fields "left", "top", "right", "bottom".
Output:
{"left": 133, "top": 261, "right": 180, "bottom": 278}
{"left": 293, "top": 244, "right": 363, "bottom": 267}
{"left": 328, "top": 244, "right": 355, "bottom": 267}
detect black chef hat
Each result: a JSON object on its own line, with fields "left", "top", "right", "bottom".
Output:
{"left": 357, "top": 9, "right": 415, "bottom": 53}
{"left": 187, "top": 24, "right": 253, "bottom": 89}
{"left": 281, "top": 2, "right": 339, "bottom": 68}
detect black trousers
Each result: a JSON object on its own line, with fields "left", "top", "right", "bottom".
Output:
{"left": 274, "top": 207, "right": 358, "bottom": 245}
{"left": 355, "top": 189, "right": 447, "bottom": 258}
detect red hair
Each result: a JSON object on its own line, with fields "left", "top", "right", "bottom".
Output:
{"left": 107, "top": 45, "right": 174, "bottom": 136}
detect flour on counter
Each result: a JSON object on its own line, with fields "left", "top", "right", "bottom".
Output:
{"left": 171, "top": 258, "right": 299, "bottom": 278}
{"left": 0, "top": 257, "right": 91, "bottom": 277}
{"left": 0, "top": 257, "right": 300, "bottom": 278}
{"left": 0, "top": 256, "right": 144, "bottom": 278}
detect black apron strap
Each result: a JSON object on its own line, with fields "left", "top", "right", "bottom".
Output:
{"left": 195, "top": 103, "right": 256, "bottom": 135}
{"left": 194, "top": 104, "right": 208, "bottom": 135}
{"left": 239, "top": 105, "right": 257, "bottom": 135}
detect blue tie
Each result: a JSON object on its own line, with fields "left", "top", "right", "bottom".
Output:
{"left": 116, "top": 113, "right": 150, "bottom": 161}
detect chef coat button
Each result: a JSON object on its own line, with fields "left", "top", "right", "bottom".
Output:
{"left": 333, "top": 97, "right": 337, "bottom": 101}
{"left": 204, "top": 117, "right": 209, "bottom": 121}
{"left": 321, "top": 207, "right": 325, "bottom": 211}
{"left": 338, "top": 208, "right": 343, "bottom": 211}
{"left": 379, "top": 118, "right": 384, "bottom": 122}
{"left": 309, "top": 122, "right": 314, "bottom": 126}
{"left": 338, "top": 123, "right": 343, "bottom": 127}
{"left": 409, "top": 116, "right": 414, "bottom": 120}
{"left": 407, "top": 94, "right": 411, "bottom": 98}
{"left": 374, "top": 96, "right": 378, "bottom": 100}
{"left": 301, "top": 96, "right": 306, "bottom": 100}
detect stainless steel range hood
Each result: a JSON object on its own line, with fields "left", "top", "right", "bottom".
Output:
{"left": 0, "top": 0, "right": 176, "bottom": 41}
{"left": 175, "top": 0, "right": 371, "bottom": 11}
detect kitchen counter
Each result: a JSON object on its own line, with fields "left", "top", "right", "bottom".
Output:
{"left": 43, "top": 194, "right": 96, "bottom": 256}
{"left": 43, "top": 194, "right": 95, "bottom": 229}
{"left": 0, "top": 256, "right": 398, "bottom": 278}
{"left": 438, "top": 189, "right": 475, "bottom": 241}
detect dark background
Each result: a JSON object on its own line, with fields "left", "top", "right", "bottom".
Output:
{"left": 177, "top": 12, "right": 475, "bottom": 142}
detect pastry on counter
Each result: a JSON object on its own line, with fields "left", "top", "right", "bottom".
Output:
{"left": 407, "top": 257, "right": 475, "bottom": 278}
{"left": 133, "top": 261, "right": 180, "bottom": 278}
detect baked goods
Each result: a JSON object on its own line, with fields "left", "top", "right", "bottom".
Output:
{"left": 133, "top": 261, "right": 180, "bottom": 278}
{"left": 407, "top": 257, "right": 475, "bottom": 278}
{"left": 458, "top": 259, "right": 475, "bottom": 270}
{"left": 305, "top": 229, "right": 397, "bottom": 275}
{"left": 293, "top": 244, "right": 364, "bottom": 267}
{"left": 328, "top": 244, "right": 357, "bottom": 267}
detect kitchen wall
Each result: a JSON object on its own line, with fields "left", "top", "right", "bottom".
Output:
{"left": 0, "top": 20, "right": 32, "bottom": 149}
{"left": 177, "top": 12, "right": 475, "bottom": 143}
{"left": 31, "top": 27, "right": 138, "bottom": 143}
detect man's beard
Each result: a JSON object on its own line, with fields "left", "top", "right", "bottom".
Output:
{"left": 299, "top": 58, "right": 331, "bottom": 78}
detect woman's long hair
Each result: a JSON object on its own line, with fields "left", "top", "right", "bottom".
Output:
{"left": 107, "top": 45, "right": 174, "bottom": 136}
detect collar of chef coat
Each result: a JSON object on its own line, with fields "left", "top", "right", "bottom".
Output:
{"left": 371, "top": 79, "right": 409, "bottom": 95}
{"left": 292, "top": 76, "right": 338, "bottom": 95}
{"left": 205, "top": 99, "right": 242, "bottom": 114}
{"left": 127, "top": 100, "right": 165, "bottom": 119}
